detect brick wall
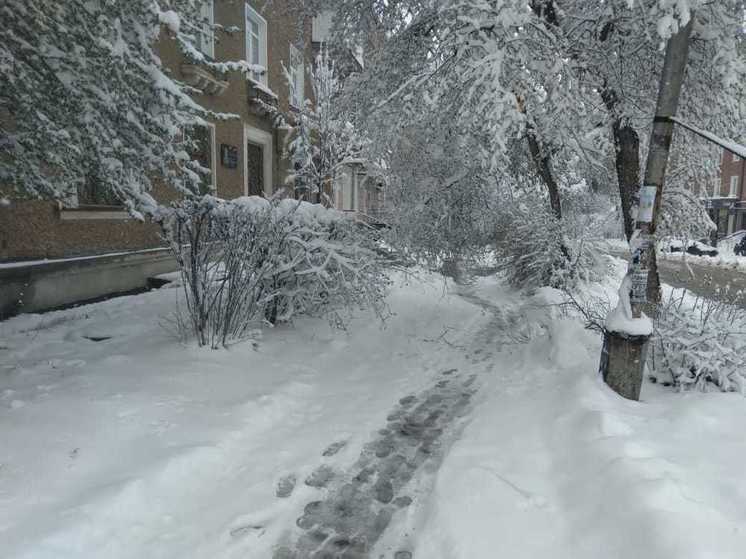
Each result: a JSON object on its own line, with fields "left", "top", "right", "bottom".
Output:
{"left": 720, "top": 150, "right": 746, "bottom": 200}
{"left": 0, "top": 201, "right": 163, "bottom": 260}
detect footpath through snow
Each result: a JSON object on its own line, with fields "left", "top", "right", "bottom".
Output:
{"left": 2, "top": 263, "right": 746, "bottom": 558}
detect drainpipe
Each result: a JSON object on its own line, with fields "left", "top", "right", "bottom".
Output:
{"left": 740, "top": 157, "right": 746, "bottom": 231}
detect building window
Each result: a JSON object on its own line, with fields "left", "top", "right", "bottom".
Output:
{"left": 246, "top": 4, "right": 268, "bottom": 84}
{"left": 183, "top": 123, "right": 217, "bottom": 195}
{"left": 289, "top": 44, "right": 305, "bottom": 109}
{"left": 714, "top": 181, "right": 720, "bottom": 197}
{"left": 730, "top": 175, "right": 740, "bottom": 198}
{"left": 199, "top": 0, "right": 215, "bottom": 59}
{"left": 734, "top": 152, "right": 741, "bottom": 162}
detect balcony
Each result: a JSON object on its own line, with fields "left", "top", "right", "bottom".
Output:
{"left": 180, "top": 64, "right": 229, "bottom": 96}
{"left": 247, "top": 76, "right": 279, "bottom": 116}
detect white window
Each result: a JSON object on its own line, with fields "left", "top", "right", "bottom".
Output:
{"left": 339, "top": 168, "right": 353, "bottom": 210}
{"left": 199, "top": 0, "right": 215, "bottom": 59}
{"left": 312, "top": 11, "right": 333, "bottom": 43}
{"left": 713, "top": 181, "right": 721, "bottom": 198}
{"left": 735, "top": 153, "right": 741, "bottom": 162}
{"left": 246, "top": 4, "right": 268, "bottom": 84}
{"left": 730, "top": 175, "right": 740, "bottom": 198}
{"left": 289, "top": 44, "right": 305, "bottom": 109}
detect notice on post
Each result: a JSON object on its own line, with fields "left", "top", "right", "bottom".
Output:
{"left": 638, "top": 185, "right": 657, "bottom": 223}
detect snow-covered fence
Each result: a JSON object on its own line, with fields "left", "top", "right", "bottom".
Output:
{"left": 158, "top": 196, "right": 389, "bottom": 348}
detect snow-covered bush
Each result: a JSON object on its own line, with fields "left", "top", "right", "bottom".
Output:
{"left": 649, "top": 289, "right": 746, "bottom": 393}
{"left": 286, "top": 45, "right": 370, "bottom": 203}
{"left": 494, "top": 198, "right": 606, "bottom": 289}
{"left": 159, "top": 196, "right": 388, "bottom": 348}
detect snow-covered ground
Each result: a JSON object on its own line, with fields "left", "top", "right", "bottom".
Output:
{"left": 603, "top": 236, "right": 746, "bottom": 272}
{"left": 2, "top": 263, "right": 746, "bottom": 558}
{"left": 659, "top": 249, "right": 746, "bottom": 272}
{"left": 415, "top": 271, "right": 746, "bottom": 559}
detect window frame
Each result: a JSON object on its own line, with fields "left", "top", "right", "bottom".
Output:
{"left": 243, "top": 124, "right": 273, "bottom": 197}
{"left": 288, "top": 43, "right": 305, "bottom": 109}
{"left": 246, "top": 4, "right": 268, "bottom": 85}
{"left": 199, "top": 0, "right": 215, "bottom": 59}
{"left": 730, "top": 175, "right": 740, "bottom": 198}
{"left": 734, "top": 152, "right": 741, "bottom": 163}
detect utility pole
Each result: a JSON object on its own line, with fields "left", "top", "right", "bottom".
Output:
{"left": 600, "top": 16, "right": 695, "bottom": 400}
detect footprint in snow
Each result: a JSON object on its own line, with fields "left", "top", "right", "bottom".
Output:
{"left": 305, "top": 464, "right": 336, "bottom": 488}
{"left": 277, "top": 369, "right": 477, "bottom": 558}
{"left": 276, "top": 474, "right": 297, "bottom": 498}
{"left": 230, "top": 524, "right": 265, "bottom": 539}
{"left": 322, "top": 440, "right": 347, "bottom": 457}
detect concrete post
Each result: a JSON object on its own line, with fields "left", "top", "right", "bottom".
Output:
{"left": 601, "top": 16, "right": 695, "bottom": 400}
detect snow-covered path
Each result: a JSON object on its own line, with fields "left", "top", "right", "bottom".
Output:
{"left": 415, "top": 273, "right": 746, "bottom": 559}
{"left": 274, "top": 368, "right": 478, "bottom": 558}
{"left": 0, "top": 271, "right": 495, "bottom": 558}
{"left": 4, "top": 266, "right": 746, "bottom": 558}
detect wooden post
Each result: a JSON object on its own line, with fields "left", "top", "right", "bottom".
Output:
{"left": 600, "top": 16, "right": 695, "bottom": 400}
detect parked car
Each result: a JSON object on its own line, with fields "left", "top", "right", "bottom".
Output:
{"left": 720, "top": 230, "right": 746, "bottom": 255}
{"left": 735, "top": 236, "right": 746, "bottom": 256}
{"left": 667, "top": 239, "right": 719, "bottom": 257}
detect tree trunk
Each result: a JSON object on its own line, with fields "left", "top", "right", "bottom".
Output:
{"left": 525, "top": 0, "right": 563, "bottom": 221}
{"left": 613, "top": 121, "right": 640, "bottom": 241}
{"left": 526, "top": 128, "right": 563, "bottom": 220}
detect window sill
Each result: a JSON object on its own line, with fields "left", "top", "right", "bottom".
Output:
{"left": 181, "top": 64, "right": 229, "bottom": 96}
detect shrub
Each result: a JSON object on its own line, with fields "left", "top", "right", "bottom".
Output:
{"left": 158, "top": 196, "right": 389, "bottom": 348}
{"left": 495, "top": 201, "right": 605, "bottom": 289}
{"left": 564, "top": 282, "right": 746, "bottom": 393}
{"left": 649, "top": 288, "right": 746, "bottom": 393}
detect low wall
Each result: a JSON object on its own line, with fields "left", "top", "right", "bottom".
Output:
{"left": 0, "top": 248, "right": 177, "bottom": 319}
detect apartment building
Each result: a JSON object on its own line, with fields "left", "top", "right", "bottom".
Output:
{"left": 706, "top": 149, "right": 746, "bottom": 238}
{"left": 0, "top": 1, "right": 315, "bottom": 316}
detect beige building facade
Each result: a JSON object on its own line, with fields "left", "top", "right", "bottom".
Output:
{"left": 0, "top": 0, "right": 313, "bottom": 262}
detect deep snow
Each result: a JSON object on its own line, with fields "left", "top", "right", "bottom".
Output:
{"left": 2, "top": 262, "right": 746, "bottom": 558}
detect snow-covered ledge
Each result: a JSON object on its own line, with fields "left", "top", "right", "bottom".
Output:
{"left": 60, "top": 207, "right": 131, "bottom": 221}
{"left": 0, "top": 247, "right": 176, "bottom": 319}
{"left": 247, "top": 76, "right": 279, "bottom": 116}
{"left": 180, "top": 64, "right": 229, "bottom": 96}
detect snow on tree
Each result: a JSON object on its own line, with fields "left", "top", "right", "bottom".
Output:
{"left": 286, "top": 45, "right": 369, "bottom": 204}
{"left": 0, "top": 0, "right": 240, "bottom": 217}
{"left": 323, "top": 0, "right": 744, "bottom": 285}
{"left": 160, "top": 195, "right": 389, "bottom": 348}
